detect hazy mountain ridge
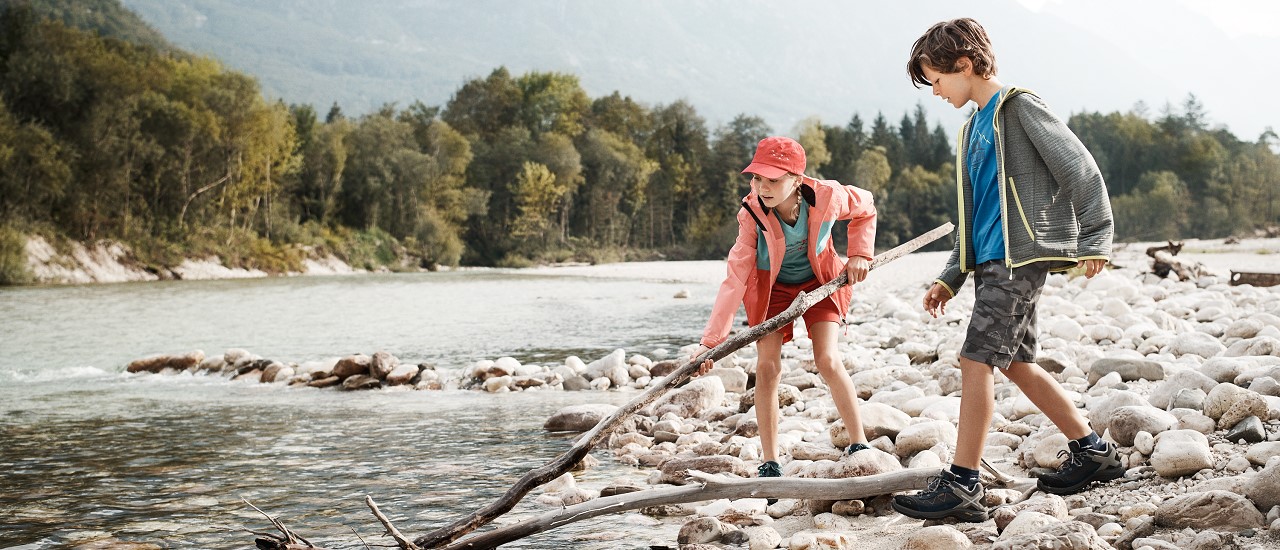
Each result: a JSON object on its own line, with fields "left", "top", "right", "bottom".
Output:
{"left": 113, "top": 1, "right": 1206, "bottom": 132}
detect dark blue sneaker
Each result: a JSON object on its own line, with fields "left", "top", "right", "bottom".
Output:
{"left": 891, "top": 469, "right": 988, "bottom": 522}
{"left": 757, "top": 460, "right": 782, "bottom": 505}
{"left": 845, "top": 442, "right": 870, "bottom": 455}
{"left": 1037, "top": 439, "right": 1124, "bottom": 494}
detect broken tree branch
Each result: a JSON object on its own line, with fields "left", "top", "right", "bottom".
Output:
{"left": 367, "top": 496, "right": 421, "bottom": 550}
{"left": 245, "top": 498, "right": 330, "bottom": 550}
{"left": 1145, "top": 240, "right": 1212, "bottom": 280}
{"left": 443, "top": 469, "right": 943, "bottom": 550}
{"left": 412, "top": 223, "right": 954, "bottom": 549}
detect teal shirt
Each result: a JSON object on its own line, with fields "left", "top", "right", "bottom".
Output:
{"left": 775, "top": 205, "right": 814, "bottom": 284}
{"left": 969, "top": 89, "right": 1005, "bottom": 264}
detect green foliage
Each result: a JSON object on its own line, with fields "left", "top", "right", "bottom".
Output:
{"left": 0, "top": 224, "right": 32, "bottom": 285}
{"left": 9, "top": 0, "right": 171, "bottom": 51}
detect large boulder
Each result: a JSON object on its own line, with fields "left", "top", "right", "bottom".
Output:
{"left": 1088, "top": 357, "right": 1164, "bottom": 384}
{"left": 126, "top": 350, "right": 205, "bottom": 373}
{"left": 1150, "top": 430, "right": 1213, "bottom": 478}
{"left": 1154, "top": 490, "right": 1266, "bottom": 530}
{"left": 1147, "top": 370, "right": 1218, "bottom": 409}
{"left": 369, "top": 351, "right": 399, "bottom": 380}
{"left": 1246, "top": 460, "right": 1280, "bottom": 510}
{"left": 333, "top": 354, "right": 372, "bottom": 379}
{"left": 543, "top": 404, "right": 619, "bottom": 432}
{"left": 657, "top": 455, "right": 749, "bottom": 485}
{"left": 903, "top": 525, "right": 971, "bottom": 550}
{"left": 894, "top": 420, "right": 958, "bottom": 458}
{"left": 1108, "top": 406, "right": 1178, "bottom": 446}
{"left": 1087, "top": 390, "right": 1148, "bottom": 434}
{"left": 990, "top": 521, "right": 1110, "bottom": 550}
{"left": 1169, "top": 331, "right": 1226, "bottom": 358}
{"left": 654, "top": 376, "right": 725, "bottom": 418}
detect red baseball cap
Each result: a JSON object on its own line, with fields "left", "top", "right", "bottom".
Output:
{"left": 741, "top": 136, "right": 806, "bottom": 179}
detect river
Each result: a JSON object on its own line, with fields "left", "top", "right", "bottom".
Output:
{"left": 0, "top": 265, "right": 726, "bottom": 549}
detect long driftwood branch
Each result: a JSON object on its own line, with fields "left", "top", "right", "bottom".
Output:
{"left": 1145, "top": 240, "right": 1211, "bottom": 280}
{"left": 441, "top": 469, "right": 942, "bottom": 550}
{"left": 412, "top": 222, "right": 955, "bottom": 549}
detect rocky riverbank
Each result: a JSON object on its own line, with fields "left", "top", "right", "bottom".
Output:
{"left": 121, "top": 242, "right": 1280, "bottom": 549}
{"left": 22, "top": 234, "right": 362, "bottom": 284}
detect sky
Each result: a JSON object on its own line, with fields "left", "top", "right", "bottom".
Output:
{"left": 983, "top": 0, "right": 1278, "bottom": 141}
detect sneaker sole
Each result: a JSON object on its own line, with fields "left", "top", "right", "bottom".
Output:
{"left": 891, "top": 500, "right": 989, "bottom": 522}
{"left": 1037, "top": 466, "right": 1125, "bottom": 495}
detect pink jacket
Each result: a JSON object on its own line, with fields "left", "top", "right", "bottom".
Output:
{"left": 700, "top": 177, "right": 877, "bottom": 348}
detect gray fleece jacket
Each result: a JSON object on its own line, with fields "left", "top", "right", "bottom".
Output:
{"left": 936, "top": 86, "right": 1114, "bottom": 295}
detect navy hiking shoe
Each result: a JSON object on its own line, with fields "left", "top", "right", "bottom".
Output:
{"left": 891, "top": 469, "right": 988, "bottom": 522}
{"left": 757, "top": 460, "right": 782, "bottom": 505}
{"left": 1037, "top": 439, "right": 1124, "bottom": 495}
{"left": 845, "top": 442, "right": 870, "bottom": 455}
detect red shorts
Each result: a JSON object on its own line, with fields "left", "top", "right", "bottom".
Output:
{"left": 765, "top": 277, "right": 842, "bottom": 343}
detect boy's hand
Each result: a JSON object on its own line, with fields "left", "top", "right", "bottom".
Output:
{"left": 692, "top": 345, "right": 713, "bottom": 376}
{"left": 1078, "top": 259, "right": 1106, "bottom": 278}
{"left": 845, "top": 256, "right": 870, "bottom": 285}
{"left": 922, "top": 283, "right": 951, "bottom": 318}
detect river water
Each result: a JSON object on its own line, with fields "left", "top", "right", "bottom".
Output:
{"left": 0, "top": 266, "right": 725, "bottom": 549}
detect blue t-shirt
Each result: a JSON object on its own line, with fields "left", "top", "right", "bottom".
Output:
{"left": 969, "top": 89, "right": 1005, "bottom": 264}
{"left": 776, "top": 204, "right": 814, "bottom": 284}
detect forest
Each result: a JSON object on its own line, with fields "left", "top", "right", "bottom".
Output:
{"left": 1, "top": 1, "right": 1277, "bottom": 284}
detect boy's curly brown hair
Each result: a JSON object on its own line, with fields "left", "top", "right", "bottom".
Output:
{"left": 907, "top": 18, "right": 998, "bottom": 88}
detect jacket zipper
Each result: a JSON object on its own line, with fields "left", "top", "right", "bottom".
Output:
{"left": 956, "top": 119, "right": 972, "bottom": 272}
{"left": 992, "top": 88, "right": 1015, "bottom": 279}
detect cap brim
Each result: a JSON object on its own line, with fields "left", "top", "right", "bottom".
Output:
{"left": 741, "top": 163, "right": 788, "bottom": 179}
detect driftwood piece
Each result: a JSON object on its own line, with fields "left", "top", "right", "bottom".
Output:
{"left": 246, "top": 499, "right": 332, "bottom": 550}
{"left": 442, "top": 469, "right": 942, "bottom": 550}
{"left": 1145, "top": 241, "right": 1210, "bottom": 280}
{"left": 412, "top": 222, "right": 955, "bottom": 549}
{"left": 367, "top": 496, "right": 421, "bottom": 550}
{"left": 1230, "top": 271, "right": 1280, "bottom": 287}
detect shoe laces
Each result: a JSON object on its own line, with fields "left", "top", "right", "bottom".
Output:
{"left": 920, "top": 474, "right": 952, "bottom": 496}
{"left": 1056, "top": 447, "right": 1090, "bottom": 469}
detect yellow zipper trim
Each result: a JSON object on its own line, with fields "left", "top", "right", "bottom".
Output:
{"left": 955, "top": 117, "right": 974, "bottom": 273}
{"left": 1010, "top": 255, "right": 1110, "bottom": 270}
{"left": 992, "top": 88, "right": 1015, "bottom": 270}
{"left": 1007, "top": 176, "right": 1035, "bottom": 241}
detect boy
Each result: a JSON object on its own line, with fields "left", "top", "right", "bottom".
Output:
{"left": 891, "top": 18, "right": 1119, "bottom": 522}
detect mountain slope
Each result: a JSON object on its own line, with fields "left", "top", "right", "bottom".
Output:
{"left": 116, "top": 0, "right": 1263, "bottom": 138}
{"left": 15, "top": 0, "right": 170, "bottom": 50}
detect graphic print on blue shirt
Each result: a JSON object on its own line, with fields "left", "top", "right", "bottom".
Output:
{"left": 968, "top": 89, "right": 1005, "bottom": 264}
{"left": 776, "top": 204, "right": 815, "bottom": 284}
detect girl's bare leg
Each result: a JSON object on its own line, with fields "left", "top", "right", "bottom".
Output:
{"left": 754, "top": 332, "right": 785, "bottom": 461}
{"left": 808, "top": 321, "right": 867, "bottom": 445}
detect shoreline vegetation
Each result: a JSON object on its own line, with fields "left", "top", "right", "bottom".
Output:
{"left": 3, "top": 2, "right": 1279, "bottom": 287}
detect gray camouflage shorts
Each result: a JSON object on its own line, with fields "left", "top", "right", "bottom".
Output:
{"left": 960, "top": 260, "right": 1050, "bottom": 370}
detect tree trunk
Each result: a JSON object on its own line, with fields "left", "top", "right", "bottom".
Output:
{"left": 411, "top": 222, "right": 954, "bottom": 549}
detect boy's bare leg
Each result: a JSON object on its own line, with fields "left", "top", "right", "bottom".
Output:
{"left": 1003, "top": 361, "right": 1091, "bottom": 439}
{"left": 808, "top": 321, "right": 868, "bottom": 444}
{"left": 953, "top": 356, "right": 996, "bottom": 470}
{"left": 754, "top": 332, "right": 785, "bottom": 461}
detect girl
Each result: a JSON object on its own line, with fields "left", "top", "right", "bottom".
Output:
{"left": 693, "top": 136, "right": 878, "bottom": 483}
